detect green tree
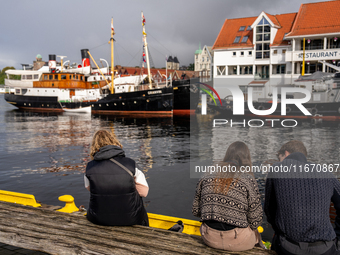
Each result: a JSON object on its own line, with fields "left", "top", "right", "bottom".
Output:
{"left": 187, "top": 63, "right": 195, "bottom": 71}
{"left": 0, "top": 66, "right": 17, "bottom": 85}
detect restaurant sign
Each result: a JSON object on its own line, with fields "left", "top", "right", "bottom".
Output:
{"left": 297, "top": 50, "right": 338, "bottom": 59}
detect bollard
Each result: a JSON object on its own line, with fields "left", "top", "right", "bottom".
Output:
{"left": 57, "top": 195, "right": 79, "bottom": 213}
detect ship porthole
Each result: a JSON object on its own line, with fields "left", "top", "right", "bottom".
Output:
{"left": 47, "top": 104, "right": 49, "bottom": 107}
{"left": 99, "top": 104, "right": 101, "bottom": 107}
{"left": 29, "top": 103, "right": 31, "bottom": 106}
{"left": 24, "top": 103, "right": 26, "bottom": 106}
{"left": 286, "top": 106, "right": 291, "bottom": 113}
{"left": 42, "top": 104, "right": 44, "bottom": 107}
{"left": 311, "top": 108, "right": 317, "bottom": 115}
{"left": 122, "top": 102, "right": 125, "bottom": 105}
{"left": 134, "top": 101, "right": 137, "bottom": 104}
{"left": 146, "top": 99, "right": 149, "bottom": 103}
{"left": 106, "top": 104, "right": 109, "bottom": 106}
{"left": 91, "top": 105, "right": 94, "bottom": 107}
{"left": 114, "top": 103, "right": 117, "bottom": 106}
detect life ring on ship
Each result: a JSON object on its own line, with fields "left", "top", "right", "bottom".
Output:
{"left": 311, "top": 108, "right": 318, "bottom": 115}
{"left": 286, "top": 106, "right": 291, "bottom": 114}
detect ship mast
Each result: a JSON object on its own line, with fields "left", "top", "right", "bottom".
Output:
{"left": 110, "top": 18, "right": 115, "bottom": 94}
{"left": 141, "top": 11, "right": 152, "bottom": 89}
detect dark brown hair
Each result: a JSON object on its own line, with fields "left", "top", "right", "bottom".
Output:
{"left": 277, "top": 140, "right": 307, "bottom": 157}
{"left": 214, "top": 141, "right": 252, "bottom": 194}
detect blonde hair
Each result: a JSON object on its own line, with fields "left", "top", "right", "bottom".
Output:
{"left": 90, "top": 130, "right": 123, "bottom": 159}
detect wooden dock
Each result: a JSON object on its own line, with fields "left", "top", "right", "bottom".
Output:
{"left": 0, "top": 201, "right": 275, "bottom": 254}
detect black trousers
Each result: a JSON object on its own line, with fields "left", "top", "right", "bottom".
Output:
{"left": 272, "top": 234, "right": 340, "bottom": 255}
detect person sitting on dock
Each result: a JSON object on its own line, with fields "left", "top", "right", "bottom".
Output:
{"left": 192, "top": 141, "right": 263, "bottom": 252}
{"left": 265, "top": 140, "right": 340, "bottom": 255}
{"left": 85, "top": 130, "right": 149, "bottom": 226}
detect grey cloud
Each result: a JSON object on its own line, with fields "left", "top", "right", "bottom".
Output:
{"left": 0, "top": 0, "right": 329, "bottom": 70}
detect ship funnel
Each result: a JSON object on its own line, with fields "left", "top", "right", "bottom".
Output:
{"left": 81, "top": 49, "right": 90, "bottom": 67}
{"left": 49, "top": 54, "right": 56, "bottom": 73}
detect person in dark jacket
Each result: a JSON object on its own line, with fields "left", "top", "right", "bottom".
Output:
{"left": 85, "top": 130, "right": 149, "bottom": 226}
{"left": 265, "top": 140, "right": 340, "bottom": 255}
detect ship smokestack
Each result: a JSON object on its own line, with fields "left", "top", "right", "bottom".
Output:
{"left": 81, "top": 49, "right": 90, "bottom": 67}
{"left": 49, "top": 54, "right": 56, "bottom": 73}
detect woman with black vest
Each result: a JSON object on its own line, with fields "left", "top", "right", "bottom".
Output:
{"left": 85, "top": 130, "right": 149, "bottom": 226}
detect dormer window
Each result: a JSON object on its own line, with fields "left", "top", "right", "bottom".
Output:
{"left": 258, "top": 17, "right": 270, "bottom": 25}
{"left": 233, "top": 36, "right": 241, "bottom": 43}
{"left": 239, "top": 26, "right": 246, "bottom": 31}
{"left": 247, "top": 26, "right": 252, "bottom": 31}
{"left": 255, "top": 17, "right": 271, "bottom": 59}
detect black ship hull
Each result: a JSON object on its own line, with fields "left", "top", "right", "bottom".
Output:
{"left": 172, "top": 78, "right": 200, "bottom": 116}
{"left": 4, "top": 94, "right": 90, "bottom": 112}
{"left": 91, "top": 87, "right": 173, "bottom": 117}
{"left": 4, "top": 87, "right": 173, "bottom": 116}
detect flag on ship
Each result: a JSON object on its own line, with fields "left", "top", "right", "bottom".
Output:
{"left": 142, "top": 13, "right": 146, "bottom": 26}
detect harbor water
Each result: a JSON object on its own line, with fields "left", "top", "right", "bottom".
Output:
{"left": 1, "top": 94, "right": 340, "bottom": 241}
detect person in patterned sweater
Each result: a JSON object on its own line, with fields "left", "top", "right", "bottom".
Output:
{"left": 192, "top": 141, "right": 263, "bottom": 251}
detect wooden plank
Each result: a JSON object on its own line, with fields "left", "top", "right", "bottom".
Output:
{"left": 0, "top": 201, "right": 275, "bottom": 255}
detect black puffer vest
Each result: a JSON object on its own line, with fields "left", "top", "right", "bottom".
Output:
{"left": 86, "top": 145, "right": 146, "bottom": 226}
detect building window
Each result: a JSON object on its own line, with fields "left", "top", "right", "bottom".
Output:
{"left": 34, "top": 74, "right": 39, "bottom": 79}
{"left": 273, "top": 64, "right": 286, "bottom": 74}
{"left": 247, "top": 26, "right": 252, "bottom": 31}
{"left": 273, "top": 50, "right": 277, "bottom": 55}
{"left": 233, "top": 36, "right": 241, "bottom": 43}
{"left": 240, "top": 65, "right": 253, "bottom": 75}
{"left": 241, "top": 51, "right": 244, "bottom": 56}
{"left": 302, "top": 62, "right": 323, "bottom": 74}
{"left": 256, "top": 17, "right": 271, "bottom": 59}
{"left": 239, "top": 26, "right": 246, "bottom": 31}
{"left": 256, "top": 43, "right": 270, "bottom": 59}
{"left": 301, "top": 39, "right": 323, "bottom": 50}
{"left": 233, "top": 52, "right": 236, "bottom": 56}
{"left": 249, "top": 51, "right": 252, "bottom": 56}
{"left": 330, "top": 38, "right": 340, "bottom": 49}
{"left": 241, "top": 36, "right": 249, "bottom": 43}
{"left": 228, "top": 66, "right": 237, "bottom": 75}
{"left": 217, "top": 66, "right": 226, "bottom": 75}
{"left": 196, "top": 55, "right": 198, "bottom": 59}
{"left": 282, "top": 49, "right": 286, "bottom": 54}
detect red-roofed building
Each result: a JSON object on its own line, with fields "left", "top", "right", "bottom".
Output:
{"left": 212, "top": 0, "right": 340, "bottom": 99}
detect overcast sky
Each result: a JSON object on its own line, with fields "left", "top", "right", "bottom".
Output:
{"left": 0, "top": 0, "right": 330, "bottom": 70}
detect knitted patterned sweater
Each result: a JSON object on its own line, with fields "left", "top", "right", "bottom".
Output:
{"left": 264, "top": 152, "right": 340, "bottom": 242}
{"left": 192, "top": 173, "right": 263, "bottom": 230}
